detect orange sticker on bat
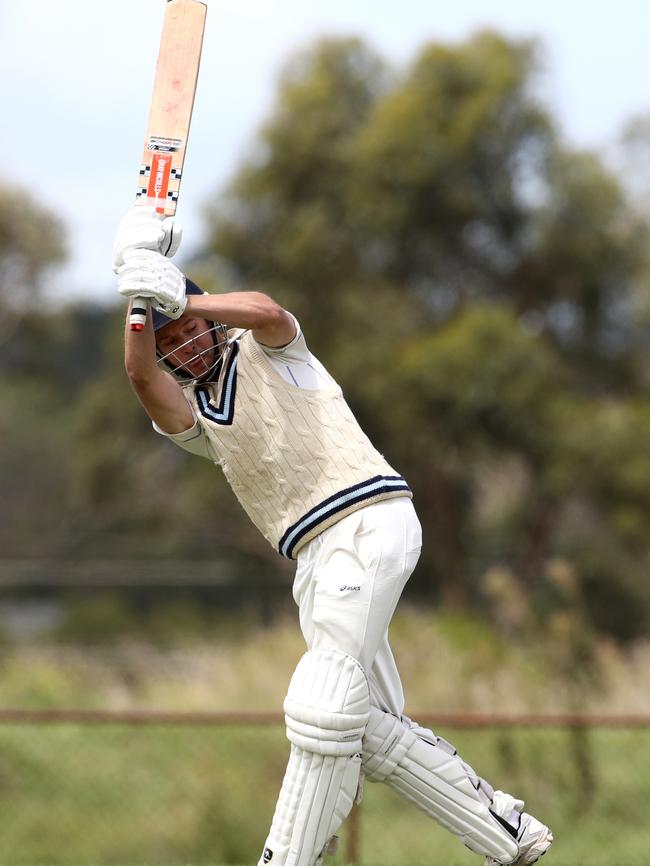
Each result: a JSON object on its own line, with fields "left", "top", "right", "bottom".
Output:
{"left": 147, "top": 153, "right": 172, "bottom": 214}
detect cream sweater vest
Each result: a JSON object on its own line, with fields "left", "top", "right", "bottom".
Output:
{"left": 185, "top": 333, "right": 411, "bottom": 558}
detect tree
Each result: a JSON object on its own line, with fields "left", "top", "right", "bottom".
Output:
{"left": 0, "top": 184, "right": 66, "bottom": 344}
{"left": 194, "top": 32, "right": 650, "bottom": 632}
{"left": 0, "top": 182, "right": 69, "bottom": 557}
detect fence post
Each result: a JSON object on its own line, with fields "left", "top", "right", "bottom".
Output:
{"left": 345, "top": 802, "right": 361, "bottom": 864}
{"left": 570, "top": 723, "right": 595, "bottom": 815}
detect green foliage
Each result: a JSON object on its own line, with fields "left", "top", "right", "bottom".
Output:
{"left": 395, "top": 305, "right": 562, "bottom": 454}
{"left": 349, "top": 33, "right": 551, "bottom": 275}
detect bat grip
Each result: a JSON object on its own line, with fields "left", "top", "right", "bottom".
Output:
{"left": 129, "top": 298, "right": 148, "bottom": 332}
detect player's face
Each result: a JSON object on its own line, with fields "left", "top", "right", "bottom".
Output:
{"left": 155, "top": 316, "right": 217, "bottom": 379}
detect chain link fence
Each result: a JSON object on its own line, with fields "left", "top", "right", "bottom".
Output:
{"left": 0, "top": 709, "right": 648, "bottom": 865}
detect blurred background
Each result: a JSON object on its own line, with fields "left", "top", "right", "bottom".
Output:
{"left": 1, "top": 1, "right": 650, "bottom": 864}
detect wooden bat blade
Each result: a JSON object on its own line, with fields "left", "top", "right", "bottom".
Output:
{"left": 136, "top": 0, "right": 207, "bottom": 216}
{"left": 129, "top": 0, "right": 207, "bottom": 332}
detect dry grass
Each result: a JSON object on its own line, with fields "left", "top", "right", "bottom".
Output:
{"left": 2, "top": 605, "right": 650, "bottom": 715}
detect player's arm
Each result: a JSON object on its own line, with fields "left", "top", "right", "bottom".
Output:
{"left": 123, "top": 308, "right": 195, "bottom": 434}
{"left": 185, "top": 292, "right": 296, "bottom": 348}
{"left": 118, "top": 248, "right": 297, "bottom": 347}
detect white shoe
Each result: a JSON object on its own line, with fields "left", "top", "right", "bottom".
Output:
{"left": 485, "top": 810, "right": 553, "bottom": 866}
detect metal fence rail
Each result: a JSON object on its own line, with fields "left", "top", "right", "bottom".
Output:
{"left": 0, "top": 709, "right": 648, "bottom": 866}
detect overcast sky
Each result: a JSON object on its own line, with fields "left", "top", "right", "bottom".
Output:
{"left": 1, "top": 0, "right": 648, "bottom": 302}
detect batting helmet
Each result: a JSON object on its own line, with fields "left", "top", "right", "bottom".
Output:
{"left": 153, "top": 278, "right": 230, "bottom": 384}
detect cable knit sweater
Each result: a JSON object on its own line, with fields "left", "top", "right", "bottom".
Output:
{"left": 177, "top": 332, "right": 412, "bottom": 558}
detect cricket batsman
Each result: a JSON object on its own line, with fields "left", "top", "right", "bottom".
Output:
{"left": 113, "top": 206, "right": 554, "bottom": 866}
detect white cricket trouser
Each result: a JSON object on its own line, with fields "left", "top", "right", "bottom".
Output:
{"left": 292, "top": 497, "right": 422, "bottom": 717}
{"left": 287, "top": 498, "right": 530, "bottom": 866}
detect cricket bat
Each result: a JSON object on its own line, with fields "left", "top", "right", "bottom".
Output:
{"left": 129, "top": 0, "right": 207, "bottom": 332}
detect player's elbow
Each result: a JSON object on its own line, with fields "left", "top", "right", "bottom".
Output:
{"left": 124, "top": 360, "right": 154, "bottom": 391}
{"left": 252, "top": 294, "right": 287, "bottom": 329}
{"left": 251, "top": 297, "right": 296, "bottom": 347}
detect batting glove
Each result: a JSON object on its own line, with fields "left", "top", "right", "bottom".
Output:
{"left": 117, "top": 249, "right": 187, "bottom": 319}
{"left": 112, "top": 205, "right": 183, "bottom": 273}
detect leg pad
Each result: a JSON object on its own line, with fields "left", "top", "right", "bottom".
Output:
{"left": 363, "top": 707, "right": 519, "bottom": 863}
{"left": 259, "top": 649, "right": 370, "bottom": 866}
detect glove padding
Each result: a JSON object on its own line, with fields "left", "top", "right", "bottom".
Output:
{"left": 117, "top": 249, "right": 187, "bottom": 319}
{"left": 112, "top": 205, "right": 183, "bottom": 272}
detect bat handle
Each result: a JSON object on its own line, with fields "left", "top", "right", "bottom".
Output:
{"left": 129, "top": 298, "right": 148, "bottom": 332}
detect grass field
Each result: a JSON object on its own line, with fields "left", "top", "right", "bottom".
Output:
{"left": 2, "top": 610, "right": 649, "bottom": 865}
{"left": 0, "top": 722, "right": 648, "bottom": 866}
